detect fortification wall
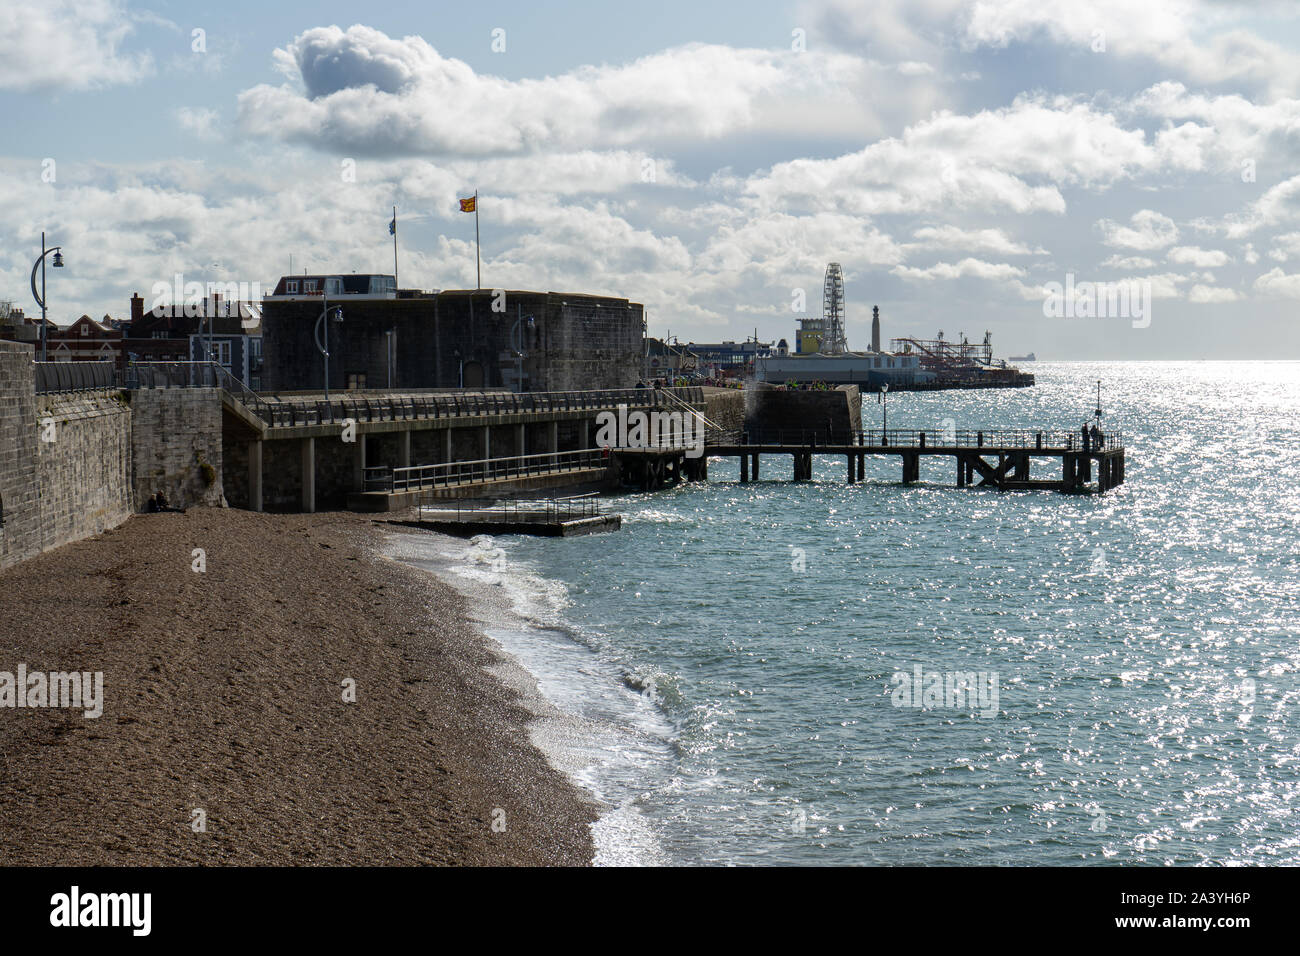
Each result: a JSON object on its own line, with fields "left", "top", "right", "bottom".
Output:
{"left": 129, "top": 388, "right": 225, "bottom": 510}
{"left": 701, "top": 388, "right": 745, "bottom": 436}
{"left": 0, "top": 342, "right": 134, "bottom": 571}
{"left": 745, "top": 385, "right": 861, "bottom": 440}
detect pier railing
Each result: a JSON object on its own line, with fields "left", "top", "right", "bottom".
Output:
{"left": 417, "top": 493, "right": 607, "bottom": 522}
{"left": 368, "top": 447, "right": 610, "bottom": 493}
{"left": 122, "top": 363, "right": 704, "bottom": 429}
{"left": 729, "top": 427, "right": 1124, "bottom": 452}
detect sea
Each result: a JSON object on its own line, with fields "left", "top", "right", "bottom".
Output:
{"left": 392, "top": 362, "right": 1300, "bottom": 866}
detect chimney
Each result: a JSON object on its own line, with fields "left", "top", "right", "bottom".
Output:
{"left": 871, "top": 305, "right": 881, "bottom": 352}
{"left": 130, "top": 292, "right": 144, "bottom": 326}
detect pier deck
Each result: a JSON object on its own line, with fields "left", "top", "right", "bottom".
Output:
{"left": 401, "top": 493, "right": 621, "bottom": 537}
{"left": 709, "top": 427, "right": 1125, "bottom": 493}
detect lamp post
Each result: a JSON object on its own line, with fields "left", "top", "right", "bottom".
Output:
{"left": 511, "top": 309, "right": 534, "bottom": 393}
{"left": 314, "top": 299, "right": 344, "bottom": 420}
{"left": 880, "top": 381, "right": 889, "bottom": 441}
{"left": 29, "top": 232, "right": 64, "bottom": 362}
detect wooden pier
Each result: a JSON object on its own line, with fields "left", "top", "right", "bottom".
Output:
{"left": 401, "top": 493, "right": 621, "bottom": 536}
{"left": 710, "top": 427, "right": 1126, "bottom": 494}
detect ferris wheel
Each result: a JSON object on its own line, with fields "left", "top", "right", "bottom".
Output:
{"left": 822, "top": 262, "right": 847, "bottom": 354}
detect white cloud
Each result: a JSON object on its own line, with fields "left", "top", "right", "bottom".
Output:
{"left": 892, "top": 258, "right": 1025, "bottom": 281}
{"left": 1224, "top": 175, "right": 1300, "bottom": 238}
{"left": 0, "top": 0, "right": 151, "bottom": 91}
{"left": 910, "top": 225, "right": 1040, "bottom": 255}
{"left": 175, "top": 107, "right": 221, "bottom": 141}
{"left": 1098, "top": 210, "right": 1179, "bottom": 250}
{"left": 743, "top": 96, "right": 1167, "bottom": 219}
{"left": 808, "top": 0, "right": 1300, "bottom": 95}
{"left": 962, "top": 0, "right": 1300, "bottom": 95}
{"left": 1167, "top": 245, "right": 1230, "bottom": 267}
{"left": 1187, "top": 284, "right": 1239, "bottom": 303}
{"left": 1253, "top": 267, "right": 1300, "bottom": 299}
{"left": 238, "top": 25, "right": 881, "bottom": 157}
{"left": 1101, "top": 254, "right": 1157, "bottom": 270}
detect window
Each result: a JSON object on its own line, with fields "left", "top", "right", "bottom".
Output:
{"left": 286, "top": 279, "right": 300, "bottom": 293}
{"left": 303, "top": 279, "right": 318, "bottom": 293}
{"left": 80, "top": 324, "right": 90, "bottom": 336}
{"left": 325, "top": 277, "right": 343, "bottom": 295}
{"left": 216, "top": 341, "right": 232, "bottom": 367}
{"left": 152, "top": 330, "right": 169, "bottom": 339}
{"left": 346, "top": 373, "right": 366, "bottom": 389}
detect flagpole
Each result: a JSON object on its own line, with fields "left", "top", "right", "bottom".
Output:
{"left": 474, "top": 190, "right": 481, "bottom": 290}
{"left": 392, "top": 205, "right": 399, "bottom": 289}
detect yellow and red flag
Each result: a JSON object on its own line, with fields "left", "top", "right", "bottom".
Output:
{"left": 459, "top": 196, "right": 476, "bottom": 213}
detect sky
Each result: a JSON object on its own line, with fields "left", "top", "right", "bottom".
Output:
{"left": 4, "top": 0, "right": 1300, "bottom": 359}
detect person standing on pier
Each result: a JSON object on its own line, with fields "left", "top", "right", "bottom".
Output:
{"left": 1081, "top": 421, "right": 1091, "bottom": 452}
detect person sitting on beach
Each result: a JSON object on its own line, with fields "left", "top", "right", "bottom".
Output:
{"left": 153, "top": 491, "right": 185, "bottom": 514}
{"left": 146, "top": 493, "right": 160, "bottom": 513}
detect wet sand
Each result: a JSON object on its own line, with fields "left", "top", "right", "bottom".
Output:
{"left": 0, "top": 508, "right": 595, "bottom": 865}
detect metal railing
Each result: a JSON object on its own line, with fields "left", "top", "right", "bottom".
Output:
{"left": 369, "top": 447, "right": 611, "bottom": 492}
{"left": 257, "top": 385, "right": 703, "bottom": 429}
{"left": 117, "top": 362, "right": 706, "bottom": 431}
{"left": 122, "top": 361, "right": 274, "bottom": 424}
{"left": 34, "top": 360, "right": 117, "bottom": 393}
{"left": 417, "top": 492, "right": 607, "bottom": 522}
{"left": 725, "top": 427, "right": 1124, "bottom": 451}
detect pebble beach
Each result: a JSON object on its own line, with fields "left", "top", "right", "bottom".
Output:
{"left": 0, "top": 508, "right": 595, "bottom": 866}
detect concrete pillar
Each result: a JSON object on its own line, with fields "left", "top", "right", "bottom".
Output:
{"left": 301, "top": 437, "right": 315, "bottom": 513}
{"left": 847, "top": 454, "right": 855, "bottom": 484}
{"left": 351, "top": 433, "right": 367, "bottom": 491}
{"left": 249, "top": 440, "right": 263, "bottom": 512}
{"left": 857, "top": 453, "right": 864, "bottom": 481}
{"left": 549, "top": 420, "right": 558, "bottom": 465}
{"left": 516, "top": 423, "right": 525, "bottom": 457}
{"left": 443, "top": 429, "right": 452, "bottom": 464}
{"left": 740, "top": 453, "right": 749, "bottom": 483}
{"left": 752, "top": 452, "right": 760, "bottom": 481}
{"left": 957, "top": 454, "right": 966, "bottom": 488}
{"left": 482, "top": 425, "right": 490, "bottom": 461}
{"left": 399, "top": 430, "right": 411, "bottom": 468}
{"left": 583, "top": 418, "right": 592, "bottom": 450}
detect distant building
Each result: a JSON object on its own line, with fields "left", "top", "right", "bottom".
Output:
{"left": 644, "top": 337, "right": 696, "bottom": 379}
{"left": 685, "top": 340, "right": 773, "bottom": 374}
{"left": 0, "top": 306, "right": 49, "bottom": 346}
{"left": 261, "top": 278, "right": 644, "bottom": 392}
{"left": 759, "top": 304, "right": 926, "bottom": 387}
{"left": 45, "top": 315, "right": 123, "bottom": 363}
{"left": 757, "top": 350, "right": 925, "bottom": 387}
{"left": 124, "top": 292, "right": 263, "bottom": 386}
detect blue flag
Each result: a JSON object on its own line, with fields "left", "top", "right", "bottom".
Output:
{"left": 388, "top": 216, "right": 396, "bottom": 235}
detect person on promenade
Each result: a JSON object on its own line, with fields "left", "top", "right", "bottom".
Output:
{"left": 1081, "top": 422, "right": 1091, "bottom": 452}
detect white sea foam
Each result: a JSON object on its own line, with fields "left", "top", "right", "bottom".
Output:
{"left": 384, "top": 528, "right": 676, "bottom": 866}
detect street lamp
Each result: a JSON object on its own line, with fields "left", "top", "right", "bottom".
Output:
{"left": 314, "top": 299, "right": 344, "bottom": 420}
{"left": 879, "top": 380, "right": 890, "bottom": 441}
{"left": 511, "top": 311, "right": 534, "bottom": 393}
{"left": 30, "top": 232, "right": 65, "bottom": 362}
